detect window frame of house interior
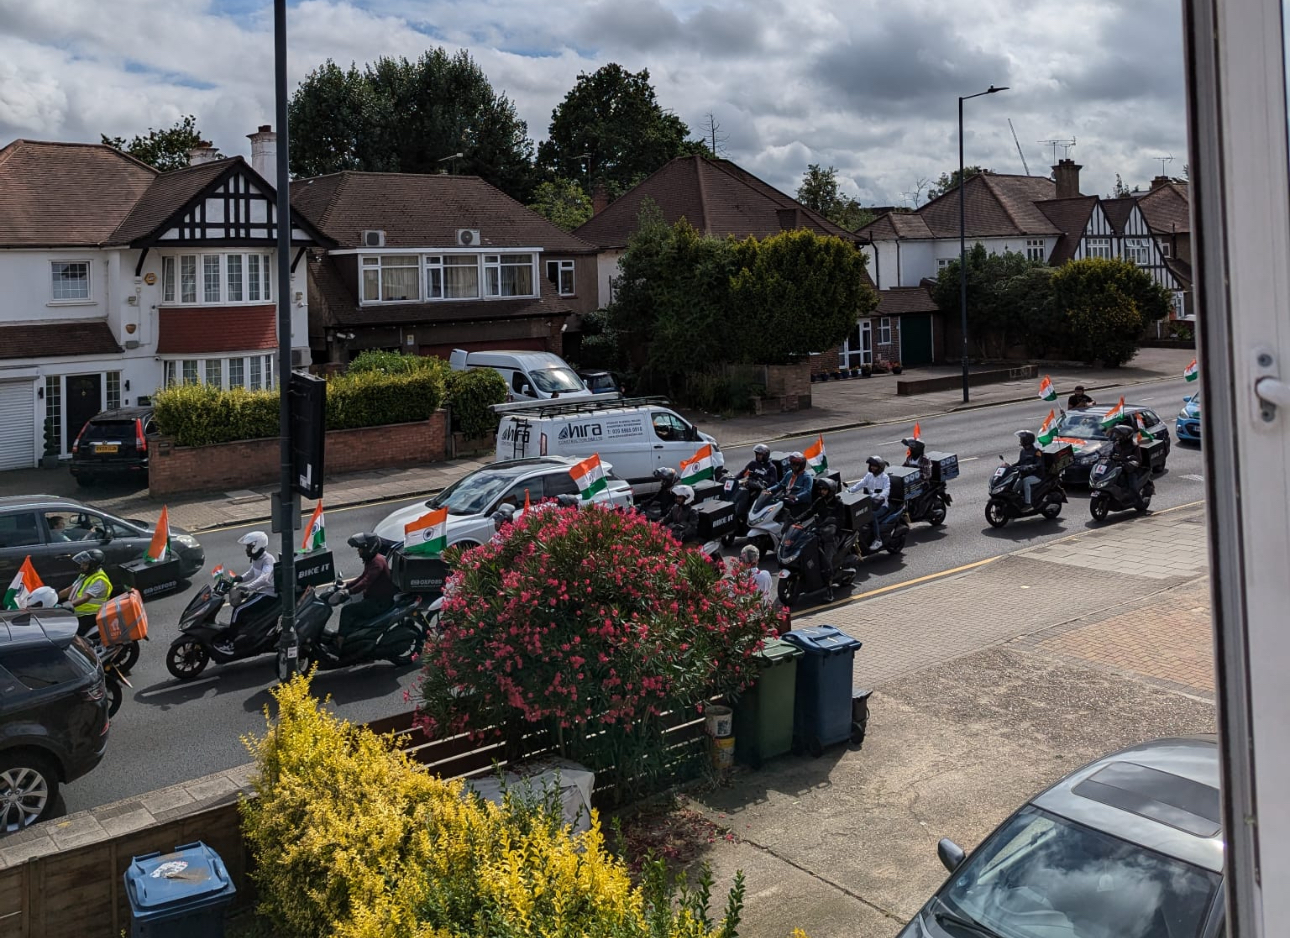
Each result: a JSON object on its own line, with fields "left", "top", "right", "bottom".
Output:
{"left": 162, "top": 353, "right": 276, "bottom": 391}
{"left": 161, "top": 251, "right": 275, "bottom": 306}
{"left": 1025, "top": 238, "right": 1046, "bottom": 261}
{"left": 49, "top": 259, "right": 93, "bottom": 304}
{"left": 357, "top": 249, "right": 542, "bottom": 305}
{"left": 546, "top": 259, "right": 576, "bottom": 295}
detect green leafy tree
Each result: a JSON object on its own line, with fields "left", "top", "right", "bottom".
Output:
{"left": 538, "top": 64, "right": 694, "bottom": 197}
{"left": 931, "top": 245, "right": 1052, "bottom": 357}
{"left": 927, "top": 165, "right": 991, "bottom": 200}
{"left": 526, "top": 177, "right": 592, "bottom": 231}
{"left": 795, "top": 164, "right": 875, "bottom": 231}
{"left": 1049, "top": 256, "right": 1170, "bottom": 365}
{"left": 101, "top": 115, "right": 205, "bottom": 171}
{"left": 289, "top": 50, "right": 535, "bottom": 199}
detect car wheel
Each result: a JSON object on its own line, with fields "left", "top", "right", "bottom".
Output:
{"left": 0, "top": 752, "right": 58, "bottom": 832}
{"left": 165, "top": 640, "right": 210, "bottom": 680}
{"left": 985, "top": 498, "right": 1010, "bottom": 528}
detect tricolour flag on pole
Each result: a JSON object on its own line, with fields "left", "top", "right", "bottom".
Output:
{"left": 523, "top": 488, "right": 531, "bottom": 513}
{"left": 1039, "top": 375, "right": 1057, "bottom": 402}
{"left": 144, "top": 506, "right": 170, "bottom": 563}
{"left": 1100, "top": 396, "right": 1127, "bottom": 430}
{"left": 1184, "top": 358, "right": 1199, "bottom": 382}
{"left": 211, "top": 564, "right": 227, "bottom": 579}
{"left": 301, "top": 500, "right": 326, "bottom": 552}
{"left": 404, "top": 507, "right": 449, "bottom": 557}
{"left": 804, "top": 435, "right": 828, "bottom": 474}
{"left": 678, "top": 445, "right": 715, "bottom": 484}
{"left": 1037, "top": 409, "right": 1058, "bottom": 446}
{"left": 3, "top": 557, "right": 43, "bottom": 610}
{"left": 570, "top": 453, "right": 609, "bottom": 499}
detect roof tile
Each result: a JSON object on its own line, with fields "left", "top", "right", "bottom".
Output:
{"left": 0, "top": 321, "right": 121, "bottom": 360}
{"left": 1136, "top": 182, "right": 1190, "bottom": 235}
{"left": 109, "top": 159, "right": 236, "bottom": 245}
{"left": 874, "top": 287, "right": 939, "bottom": 316}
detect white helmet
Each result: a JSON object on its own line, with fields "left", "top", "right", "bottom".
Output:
{"left": 26, "top": 587, "right": 58, "bottom": 609}
{"left": 673, "top": 484, "right": 696, "bottom": 506}
{"left": 239, "top": 530, "right": 269, "bottom": 559}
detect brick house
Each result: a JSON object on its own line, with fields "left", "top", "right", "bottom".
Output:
{"left": 290, "top": 172, "right": 600, "bottom": 365}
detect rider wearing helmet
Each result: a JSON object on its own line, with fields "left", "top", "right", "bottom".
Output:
{"left": 848, "top": 456, "right": 891, "bottom": 552}
{"left": 1016, "top": 431, "right": 1044, "bottom": 507}
{"left": 230, "top": 531, "right": 277, "bottom": 625}
{"left": 767, "top": 451, "right": 814, "bottom": 509}
{"left": 645, "top": 466, "right": 680, "bottom": 520}
{"left": 902, "top": 438, "right": 933, "bottom": 481}
{"left": 739, "top": 444, "right": 780, "bottom": 487}
{"left": 58, "top": 548, "right": 112, "bottom": 635}
{"left": 806, "top": 476, "right": 846, "bottom": 599}
{"left": 340, "top": 533, "right": 397, "bottom": 638}
{"left": 26, "top": 586, "right": 59, "bottom": 610}
{"left": 664, "top": 484, "right": 700, "bottom": 543}
{"left": 1107, "top": 424, "right": 1150, "bottom": 501}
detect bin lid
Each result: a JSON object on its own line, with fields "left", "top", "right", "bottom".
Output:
{"left": 757, "top": 637, "right": 804, "bottom": 665}
{"left": 125, "top": 841, "right": 235, "bottom": 911}
{"left": 783, "top": 625, "right": 862, "bottom": 656}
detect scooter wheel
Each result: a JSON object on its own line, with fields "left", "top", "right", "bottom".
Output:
{"left": 119, "top": 640, "right": 141, "bottom": 674}
{"left": 1040, "top": 500, "right": 1063, "bottom": 520}
{"left": 1135, "top": 494, "right": 1152, "bottom": 514}
{"left": 1089, "top": 497, "right": 1110, "bottom": 522}
{"left": 928, "top": 496, "right": 948, "bottom": 527}
{"left": 985, "top": 498, "right": 1010, "bottom": 528}
{"left": 777, "top": 577, "right": 800, "bottom": 607}
{"left": 107, "top": 681, "right": 124, "bottom": 718}
{"left": 165, "top": 640, "right": 209, "bottom": 681}
{"left": 886, "top": 530, "right": 907, "bottom": 555}
{"left": 721, "top": 532, "right": 736, "bottom": 547}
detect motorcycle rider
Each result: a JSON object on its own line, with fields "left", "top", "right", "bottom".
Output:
{"left": 339, "top": 533, "right": 397, "bottom": 641}
{"left": 488, "top": 503, "right": 518, "bottom": 544}
{"left": 739, "top": 444, "right": 780, "bottom": 486}
{"left": 58, "top": 549, "right": 112, "bottom": 636}
{"left": 1107, "top": 424, "right": 1150, "bottom": 504}
{"left": 902, "top": 437, "right": 933, "bottom": 481}
{"left": 1015, "top": 431, "right": 1045, "bottom": 508}
{"left": 848, "top": 456, "right": 891, "bottom": 552}
{"left": 664, "top": 484, "right": 699, "bottom": 543}
{"left": 645, "top": 467, "right": 680, "bottom": 519}
{"left": 804, "top": 477, "right": 846, "bottom": 600}
{"left": 230, "top": 531, "right": 276, "bottom": 627}
{"left": 766, "top": 452, "right": 814, "bottom": 512}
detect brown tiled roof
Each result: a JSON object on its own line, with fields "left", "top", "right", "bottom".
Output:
{"left": 1035, "top": 197, "right": 1099, "bottom": 263}
{"left": 108, "top": 159, "right": 235, "bottom": 245}
{"left": 1165, "top": 256, "right": 1193, "bottom": 287}
{"left": 290, "top": 172, "right": 595, "bottom": 253}
{"left": 0, "top": 141, "right": 156, "bottom": 247}
{"left": 1136, "top": 182, "right": 1190, "bottom": 234}
{"left": 1098, "top": 197, "right": 1137, "bottom": 236}
{"left": 861, "top": 174, "right": 1061, "bottom": 241}
{"left": 874, "top": 286, "right": 939, "bottom": 316}
{"left": 0, "top": 321, "right": 121, "bottom": 360}
{"left": 156, "top": 305, "right": 277, "bottom": 354}
{"left": 857, "top": 212, "right": 933, "bottom": 241}
{"left": 574, "top": 155, "right": 856, "bottom": 249}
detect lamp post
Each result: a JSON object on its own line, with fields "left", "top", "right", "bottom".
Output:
{"left": 958, "top": 84, "right": 1008, "bottom": 403}
{"left": 438, "top": 151, "right": 464, "bottom": 174}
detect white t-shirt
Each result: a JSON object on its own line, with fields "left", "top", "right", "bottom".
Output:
{"left": 751, "top": 567, "right": 774, "bottom": 605}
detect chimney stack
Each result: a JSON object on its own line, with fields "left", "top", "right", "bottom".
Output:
{"left": 591, "top": 182, "right": 610, "bottom": 215}
{"left": 1052, "top": 158, "right": 1083, "bottom": 199}
{"left": 1150, "top": 175, "right": 1172, "bottom": 191}
{"left": 248, "top": 125, "right": 277, "bottom": 189}
{"left": 188, "top": 141, "right": 221, "bottom": 166}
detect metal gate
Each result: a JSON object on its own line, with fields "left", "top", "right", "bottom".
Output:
{"left": 0, "top": 381, "right": 35, "bottom": 471}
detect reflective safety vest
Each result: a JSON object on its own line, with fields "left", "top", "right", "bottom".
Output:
{"left": 70, "top": 570, "right": 112, "bottom": 617}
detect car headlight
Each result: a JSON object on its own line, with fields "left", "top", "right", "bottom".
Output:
{"left": 174, "top": 534, "right": 200, "bottom": 549}
{"left": 1076, "top": 452, "right": 1099, "bottom": 464}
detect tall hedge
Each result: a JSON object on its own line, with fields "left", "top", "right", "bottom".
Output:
{"left": 444, "top": 368, "right": 508, "bottom": 438}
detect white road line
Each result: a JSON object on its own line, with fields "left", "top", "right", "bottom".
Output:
{"left": 959, "top": 456, "right": 981, "bottom": 463}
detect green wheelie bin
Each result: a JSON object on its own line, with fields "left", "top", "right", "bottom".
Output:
{"left": 733, "top": 638, "right": 804, "bottom": 768}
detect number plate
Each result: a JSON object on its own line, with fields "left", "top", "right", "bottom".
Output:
{"left": 94, "top": 444, "right": 119, "bottom": 454}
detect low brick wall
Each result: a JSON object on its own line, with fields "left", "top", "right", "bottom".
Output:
{"left": 149, "top": 412, "right": 449, "bottom": 497}
{"left": 897, "top": 364, "right": 1038, "bottom": 396}
{"left": 765, "top": 361, "right": 812, "bottom": 411}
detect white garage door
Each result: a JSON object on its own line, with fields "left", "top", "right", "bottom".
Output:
{"left": 0, "top": 382, "right": 35, "bottom": 471}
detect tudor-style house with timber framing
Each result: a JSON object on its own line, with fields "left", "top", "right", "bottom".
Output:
{"left": 0, "top": 129, "right": 329, "bottom": 471}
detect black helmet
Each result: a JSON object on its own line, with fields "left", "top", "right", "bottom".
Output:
{"left": 865, "top": 455, "right": 887, "bottom": 473}
{"left": 1017, "top": 431, "right": 1037, "bottom": 448}
{"left": 1108, "top": 424, "right": 1135, "bottom": 442}
{"left": 653, "top": 467, "right": 678, "bottom": 488}
{"left": 555, "top": 494, "right": 581, "bottom": 508}
{"left": 73, "top": 549, "right": 104, "bottom": 573}
{"left": 347, "top": 532, "right": 380, "bottom": 562}
{"left": 753, "top": 443, "right": 771, "bottom": 462}
{"left": 813, "top": 476, "right": 839, "bottom": 499}
{"left": 902, "top": 438, "right": 925, "bottom": 459}
{"left": 489, "top": 503, "right": 518, "bottom": 530}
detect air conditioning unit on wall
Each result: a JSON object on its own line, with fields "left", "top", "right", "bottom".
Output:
{"left": 362, "top": 229, "right": 385, "bottom": 248}
{"left": 456, "top": 228, "right": 480, "bottom": 247}
{"left": 291, "top": 349, "right": 310, "bottom": 368}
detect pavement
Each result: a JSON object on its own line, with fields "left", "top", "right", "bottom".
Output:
{"left": 0, "top": 347, "right": 1194, "bottom": 534}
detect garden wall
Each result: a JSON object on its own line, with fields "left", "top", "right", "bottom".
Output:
{"left": 897, "top": 364, "right": 1038, "bottom": 396}
{"left": 149, "top": 412, "right": 449, "bottom": 497}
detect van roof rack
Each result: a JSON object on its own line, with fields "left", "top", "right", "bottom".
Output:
{"left": 491, "top": 395, "right": 672, "bottom": 418}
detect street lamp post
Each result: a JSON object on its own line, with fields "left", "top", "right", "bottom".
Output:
{"left": 958, "top": 85, "right": 1008, "bottom": 403}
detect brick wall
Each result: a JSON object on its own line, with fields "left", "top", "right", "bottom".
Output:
{"left": 765, "top": 360, "right": 812, "bottom": 410}
{"left": 873, "top": 316, "right": 903, "bottom": 366}
{"left": 149, "top": 412, "right": 448, "bottom": 497}
{"left": 811, "top": 348, "right": 840, "bottom": 376}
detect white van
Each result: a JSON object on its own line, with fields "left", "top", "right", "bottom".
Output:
{"left": 449, "top": 349, "right": 595, "bottom": 403}
{"left": 493, "top": 397, "right": 725, "bottom": 486}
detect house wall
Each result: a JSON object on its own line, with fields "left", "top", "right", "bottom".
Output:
{"left": 595, "top": 250, "right": 624, "bottom": 308}
{"left": 863, "top": 236, "right": 1048, "bottom": 288}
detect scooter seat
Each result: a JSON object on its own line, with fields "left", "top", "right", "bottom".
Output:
{"left": 392, "top": 592, "right": 418, "bottom": 605}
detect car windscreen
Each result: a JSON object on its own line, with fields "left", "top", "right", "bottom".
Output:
{"left": 939, "top": 805, "right": 1220, "bottom": 938}
{"left": 528, "top": 367, "right": 585, "bottom": 394}
{"left": 426, "top": 468, "right": 532, "bottom": 516}
{"left": 1055, "top": 413, "right": 1108, "bottom": 440}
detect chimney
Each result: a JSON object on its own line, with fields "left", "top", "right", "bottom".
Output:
{"left": 248, "top": 125, "right": 277, "bottom": 189}
{"left": 591, "top": 182, "right": 610, "bottom": 215}
{"left": 1150, "top": 174, "right": 1172, "bottom": 191}
{"left": 188, "top": 141, "right": 221, "bottom": 166}
{"left": 1052, "top": 158, "right": 1083, "bottom": 199}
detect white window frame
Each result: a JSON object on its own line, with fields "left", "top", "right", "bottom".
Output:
{"left": 162, "top": 355, "right": 273, "bottom": 391}
{"left": 360, "top": 252, "right": 539, "bottom": 304}
{"left": 1025, "top": 239, "right": 1045, "bottom": 261}
{"left": 1124, "top": 237, "right": 1150, "bottom": 265}
{"left": 160, "top": 252, "right": 275, "bottom": 306}
{"left": 1085, "top": 237, "right": 1112, "bottom": 259}
{"left": 546, "top": 259, "right": 575, "bottom": 295}
{"left": 360, "top": 254, "right": 421, "bottom": 303}
{"left": 878, "top": 317, "right": 892, "bottom": 345}
{"left": 50, "top": 260, "right": 92, "bottom": 303}
{"left": 936, "top": 257, "right": 954, "bottom": 272}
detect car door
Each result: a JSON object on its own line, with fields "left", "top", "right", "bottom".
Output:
{"left": 63, "top": 508, "right": 150, "bottom": 576}
{"left": 651, "top": 410, "right": 698, "bottom": 474}
{"left": 0, "top": 510, "right": 51, "bottom": 590}
{"left": 541, "top": 469, "right": 580, "bottom": 502}
{"left": 1141, "top": 410, "right": 1170, "bottom": 443}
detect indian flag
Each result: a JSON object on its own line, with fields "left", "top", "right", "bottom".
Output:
{"left": 1100, "top": 396, "right": 1127, "bottom": 430}
{"left": 300, "top": 500, "right": 326, "bottom": 552}
{"left": 679, "top": 445, "right": 715, "bottom": 484}
{"left": 1184, "top": 358, "right": 1199, "bottom": 382}
{"left": 1037, "top": 409, "right": 1058, "bottom": 445}
{"left": 804, "top": 435, "right": 828, "bottom": 474}
{"left": 1039, "top": 375, "right": 1057, "bottom": 402}
{"left": 405, "top": 507, "right": 449, "bottom": 557}
{"left": 211, "top": 564, "right": 227, "bottom": 579}
{"left": 571, "top": 453, "right": 609, "bottom": 499}
{"left": 3, "top": 557, "right": 43, "bottom": 610}
{"left": 144, "top": 506, "right": 170, "bottom": 563}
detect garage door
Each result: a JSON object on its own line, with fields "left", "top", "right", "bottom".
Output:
{"left": 900, "top": 314, "right": 934, "bottom": 367}
{"left": 0, "top": 382, "right": 36, "bottom": 471}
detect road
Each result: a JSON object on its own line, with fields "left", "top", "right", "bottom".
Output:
{"left": 62, "top": 376, "right": 1204, "bottom": 815}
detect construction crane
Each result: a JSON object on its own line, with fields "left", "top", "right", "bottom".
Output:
{"left": 1008, "top": 119, "right": 1031, "bottom": 175}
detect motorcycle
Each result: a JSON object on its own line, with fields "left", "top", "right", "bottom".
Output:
{"left": 745, "top": 490, "right": 811, "bottom": 557}
{"left": 718, "top": 475, "right": 769, "bottom": 546}
{"left": 275, "top": 581, "right": 433, "bottom": 681}
{"left": 775, "top": 515, "right": 860, "bottom": 606}
{"left": 1089, "top": 455, "right": 1155, "bottom": 521}
{"left": 166, "top": 571, "right": 284, "bottom": 680}
{"left": 854, "top": 500, "right": 912, "bottom": 557}
{"left": 899, "top": 469, "right": 952, "bottom": 526}
{"left": 984, "top": 459, "right": 1068, "bottom": 527}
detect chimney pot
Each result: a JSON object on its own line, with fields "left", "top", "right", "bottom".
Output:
{"left": 187, "top": 142, "right": 221, "bottom": 166}
{"left": 1051, "top": 158, "right": 1083, "bottom": 200}
{"left": 1150, "top": 175, "right": 1172, "bottom": 191}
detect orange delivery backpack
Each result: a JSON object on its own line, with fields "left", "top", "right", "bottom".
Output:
{"left": 96, "top": 589, "right": 149, "bottom": 646}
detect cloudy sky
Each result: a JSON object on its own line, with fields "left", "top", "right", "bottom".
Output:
{"left": 0, "top": 0, "right": 1189, "bottom": 205}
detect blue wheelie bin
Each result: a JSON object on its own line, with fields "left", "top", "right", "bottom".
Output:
{"left": 124, "top": 841, "right": 237, "bottom": 937}
{"left": 784, "top": 625, "right": 863, "bottom": 756}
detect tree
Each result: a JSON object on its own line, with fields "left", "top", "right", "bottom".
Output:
{"left": 101, "top": 115, "right": 205, "bottom": 172}
{"left": 1049, "top": 256, "right": 1171, "bottom": 365}
{"left": 1111, "top": 173, "right": 1132, "bottom": 198}
{"left": 927, "top": 166, "right": 991, "bottom": 200}
{"left": 538, "top": 64, "right": 693, "bottom": 197}
{"left": 795, "top": 164, "right": 875, "bottom": 231}
{"left": 289, "top": 50, "right": 535, "bottom": 199}
{"left": 931, "top": 245, "right": 1052, "bottom": 357}
{"left": 526, "top": 177, "right": 592, "bottom": 231}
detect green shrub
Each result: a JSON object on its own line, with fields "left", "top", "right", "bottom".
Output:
{"left": 444, "top": 368, "right": 508, "bottom": 438}
{"left": 326, "top": 369, "right": 445, "bottom": 431}
{"left": 348, "top": 350, "right": 446, "bottom": 377}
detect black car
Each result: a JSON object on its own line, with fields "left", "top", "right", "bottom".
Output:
{"left": 0, "top": 609, "right": 110, "bottom": 831}
{"left": 1049, "top": 405, "right": 1171, "bottom": 484}
{"left": 0, "top": 496, "right": 204, "bottom": 593}
{"left": 69, "top": 406, "right": 156, "bottom": 487}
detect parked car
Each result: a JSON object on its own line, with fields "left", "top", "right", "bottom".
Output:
{"left": 373, "top": 457, "right": 635, "bottom": 549}
{"left": 448, "top": 349, "right": 595, "bottom": 403}
{"left": 0, "top": 608, "right": 110, "bottom": 832}
{"left": 898, "top": 736, "right": 1224, "bottom": 938}
{"left": 0, "top": 496, "right": 204, "bottom": 593}
{"left": 1177, "top": 393, "right": 1202, "bottom": 443}
{"left": 577, "top": 369, "right": 623, "bottom": 395}
{"left": 1049, "top": 405, "right": 1171, "bottom": 484}
{"left": 68, "top": 406, "right": 157, "bottom": 487}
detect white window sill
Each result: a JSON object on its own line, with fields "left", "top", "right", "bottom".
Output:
{"left": 358, "top": 295, "right": 540, "bottom": 306}
{"left": 47, "top": 300, "right": 96, "bottom": 307}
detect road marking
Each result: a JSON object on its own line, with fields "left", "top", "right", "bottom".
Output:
{"left": 959, "top": 456, "right": 980, "bottom": 463}
{"left": 1182, "top": 473, "right": 1205, "bottom": 482}
{"left": 803, "top": 555, "right": 1002, "bottom": 612}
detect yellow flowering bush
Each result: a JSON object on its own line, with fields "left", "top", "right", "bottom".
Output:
{"left": 242, "top": 675, "right": 748, "bottom": 938}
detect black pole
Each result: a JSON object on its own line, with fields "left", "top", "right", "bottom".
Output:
{"left": 274, "top": 0, "right": 297, "bottom": 679}
{"left": 959, "top": 95, "right": 969, "bottom": 404}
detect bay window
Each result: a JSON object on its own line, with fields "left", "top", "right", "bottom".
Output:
{"left": 161, "top": 252, "right": 274, "bottom": 305}
{"left": 163, "top": 355, "right": 272, "bottom": 391}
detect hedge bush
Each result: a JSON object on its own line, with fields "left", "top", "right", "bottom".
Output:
{"left": 242, "top": 674, "right": 750, "bottom": 938}
{"left": 444, "top": 368, "right": 508, "bottom": 438}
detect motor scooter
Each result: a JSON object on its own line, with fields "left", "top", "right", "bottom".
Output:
{"left": 899, "top": 471, "right": 952, "bottom": 526}
{"left": 984, "top": 459, "right": 1068, "bottom": 527}
{"left": 718, "top": 475, "right": 769, "bottom": 546}
{"left": 166, "top": 571, "right": 284, "bottom": 680}
{"left": 775, "top": 515, "right": 860, "bottom": 606}
{"left": 1089, "top": 455, "right": 1155, "bottom": 521}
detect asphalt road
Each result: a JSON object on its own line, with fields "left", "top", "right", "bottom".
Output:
{"left": 62, "top": 376, "right": 1205, "bottom": 815}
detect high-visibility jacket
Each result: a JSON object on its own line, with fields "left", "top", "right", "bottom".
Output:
{"left": 69, "top": 570, "right": 112, "bottom": 617}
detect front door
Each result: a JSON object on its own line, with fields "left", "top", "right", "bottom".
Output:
{"left": 840, "top": 322, "right": 873, "bottom": 369}
{"left": 64, "top": 374, "right": 102, "bottom": 449}
{"left": 901, "top": 314, "right": 934, "bottom": 366}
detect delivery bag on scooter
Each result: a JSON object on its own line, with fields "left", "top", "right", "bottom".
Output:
{"left": 96, "top": 589, "right": 149, "bottom": 646}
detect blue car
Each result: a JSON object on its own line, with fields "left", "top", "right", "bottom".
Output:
{"left": 1176, "top": 393, "right": 1201, "bottom": 443}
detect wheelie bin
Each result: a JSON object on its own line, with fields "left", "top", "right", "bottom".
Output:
{"left": 784, "top": 625, "right": 863, "bottom": 756}
{"left": 733, "top": 637, "right": 804, "bottom": 768}
{"left": 124, "top": 841, "right": 237, "bottom": 937}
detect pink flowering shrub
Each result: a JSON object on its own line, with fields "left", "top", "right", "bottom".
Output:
{"left": 417, "top": 503, "right": 782, "bottom": 797}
